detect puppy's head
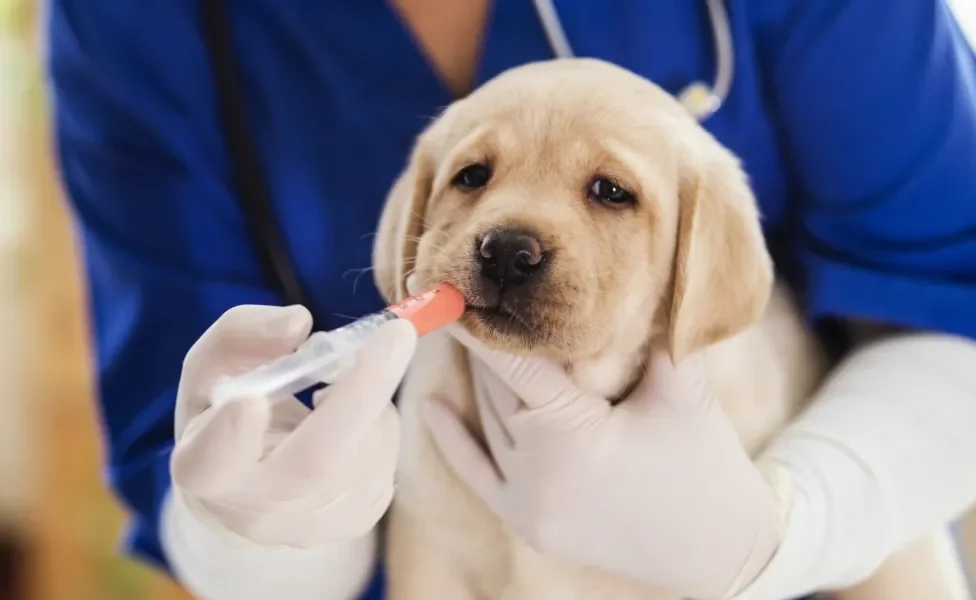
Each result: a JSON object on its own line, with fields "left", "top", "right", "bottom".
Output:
{"left": 374, "top": 59, "right": 772, "bottom": 365}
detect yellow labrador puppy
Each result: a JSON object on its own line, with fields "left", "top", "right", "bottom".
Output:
{"left": 373, "top": 58, "right": 969, "bottom": 600}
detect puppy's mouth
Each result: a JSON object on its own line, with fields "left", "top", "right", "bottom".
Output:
{"left": 463, "top": 301, "right": 535, "bottom": 336}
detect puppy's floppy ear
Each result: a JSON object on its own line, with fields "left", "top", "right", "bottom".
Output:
{"left": 373, "top": 138, "right": 435, "bottom": 303}
{"left": 667, "top": 144, "right": 774, "bottom": 362}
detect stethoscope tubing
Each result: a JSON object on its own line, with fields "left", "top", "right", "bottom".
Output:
{"left": 530, "top": 0, "right": 733, "bottom": 121}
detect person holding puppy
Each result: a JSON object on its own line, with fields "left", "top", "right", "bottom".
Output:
{"left": 47, "top": 1, "right": 976, "bottom": 599}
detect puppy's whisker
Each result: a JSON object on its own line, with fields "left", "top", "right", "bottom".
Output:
{"left": 342, "top": 266, "right": 380, "bottom": 294}
{"left": 408, "top": 209, "right": 444, "bottom": 232}
{"left": 370, "top": 259, "right": 410, "bottom": 268}
{"left": 331, "top": 313, "right": 361, "bottom": 323}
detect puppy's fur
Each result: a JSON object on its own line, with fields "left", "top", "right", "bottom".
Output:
{"left": 373, "top": 59, "right": 969, "bottom": 600}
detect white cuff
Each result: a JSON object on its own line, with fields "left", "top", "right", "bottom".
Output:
{"left": 733, "top": 333, "right": 976, "bottom": 600}
{"left": 160, "top": 488, "right": 378, "bottom": 600}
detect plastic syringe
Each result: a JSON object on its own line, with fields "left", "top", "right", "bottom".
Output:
{"left": 211, "top": 283, "right": 466, "bottom": 406}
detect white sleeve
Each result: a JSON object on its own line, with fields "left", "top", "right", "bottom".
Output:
{"left": 733, "top": 333, "right": 976, "bottom": 600}
{"left": 160, "top": 488, "right": 378, "bottom": 600}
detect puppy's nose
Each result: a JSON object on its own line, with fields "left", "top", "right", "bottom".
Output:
{"left": 478, "top": 229, "right": 544, "bottom": 288}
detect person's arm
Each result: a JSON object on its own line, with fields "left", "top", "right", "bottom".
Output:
{"left": 734, "top": 1, "right": 976, "bottom": 596}
{"left": 47, "top": 3, "right": 379, "bottom": 598}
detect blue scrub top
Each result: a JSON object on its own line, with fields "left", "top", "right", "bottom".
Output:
{"left": 46, "top": 1, "right": 976, "bottom": 598}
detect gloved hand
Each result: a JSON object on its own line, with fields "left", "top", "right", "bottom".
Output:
{"left": 170, "top": 304, "right": 416, "bottom": 549}
{"left": 424, "top": 324, "right": 787, "bottom": 599}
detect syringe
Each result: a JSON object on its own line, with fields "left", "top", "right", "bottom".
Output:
{"left": 211, "top": 282, "right": 466, "bottom": 406}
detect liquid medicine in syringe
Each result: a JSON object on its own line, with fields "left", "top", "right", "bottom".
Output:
{"left": 211, "top": 282, "right": 465, "bottom": 405}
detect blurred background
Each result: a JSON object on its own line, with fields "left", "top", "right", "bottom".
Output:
{"left": 0, "top": 1, "right": 974, "bottom": 599}
{"left": 0, "top": 0, "right": 192, "bottom": 598}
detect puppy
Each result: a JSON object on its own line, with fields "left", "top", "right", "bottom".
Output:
{"left": 373, "top": 58, "right": 969, "bottom": 600}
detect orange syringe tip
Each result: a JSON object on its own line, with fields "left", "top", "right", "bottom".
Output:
{"left": 385, "top": 282, "right": 466, "bottom": 336}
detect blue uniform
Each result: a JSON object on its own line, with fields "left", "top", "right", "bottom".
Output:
{"left": 46, "top": 1, "right": 976, "bottom": 598}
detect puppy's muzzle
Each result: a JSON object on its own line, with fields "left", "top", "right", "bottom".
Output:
{"left": 477, "top": 228, "right": 545, "bottom": 291}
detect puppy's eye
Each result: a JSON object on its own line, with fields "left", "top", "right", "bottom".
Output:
{"left": 588, "top": 177, "right": 636, "bottom": 207}
{"left": 451, "top": 164, "right": 492, "bottom": 191}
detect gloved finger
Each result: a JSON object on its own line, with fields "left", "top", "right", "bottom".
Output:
{"left": 350, "top": 406, "right": 401, "bottom": 495}
{"left": 351, "top": 483, "right": 396, "bottom": 538}
{"left": 266, "top": 395, "right": 312, "bottom": 432}
{"left": 171, "top": 395, "right": 270, "bottom": 497}
{"left": 177, "top": 304, "right": 312, "bottom": 432}
{"left": 299, "top": 489, "right": 393, "bottom": 547}
{"left": 423, "top": 395, "right": 506, "bottom": 514}
{"left": 257, "top": 401, "right": 399, "bottom": 502}
{"left": 629, "top": 348, "right": 716, "bottom": 415}
{"left": 264, "top": 399, "right": 402, "bottom": 542}
{"left": 271, "top": 478, "right": 395, "bottom": 548}
{"left": 260, "top": 397, "right": 312, "bottom": 454}
{"left": 446, "top": 323, "right": 606, "bottom": 415}
{"left": 184, "top": 304, "right": 312, "bottom": 376}
{"left": 471, "top": 364, "right": 517, "bottom": 476}
{"left": 470, "top": 357, "right": 522, "bottom": 420}
{"left": 268, "top": 418, "right": 400, "bottom": 545}
{"left": 268, "top": 319, "right": 415, "bottom": 472}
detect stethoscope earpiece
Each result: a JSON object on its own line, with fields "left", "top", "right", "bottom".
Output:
{"left": 531, "top": 0, "right": 733, "bottom": 123}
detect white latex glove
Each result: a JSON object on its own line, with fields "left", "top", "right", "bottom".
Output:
{"left": 170, "top": 304, "right": 416, "bottom": 548}
{"left": 424, "top": 324, "right": 783, "bottom": 600}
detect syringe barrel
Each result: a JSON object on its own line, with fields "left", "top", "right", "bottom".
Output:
{"left": 208, "top": 282, "right": 465, "bottom": 406}
{"left": 211, "top": 311, "right": 392, "bottom": 405}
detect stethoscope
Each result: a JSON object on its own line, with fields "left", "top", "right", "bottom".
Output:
{"left": 531, "top": 0, "right": 734, "bottom": 122}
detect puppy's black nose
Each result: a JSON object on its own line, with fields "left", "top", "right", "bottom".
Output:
{"left": 478, "top": 229, "right": 544, "bottom": 289}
